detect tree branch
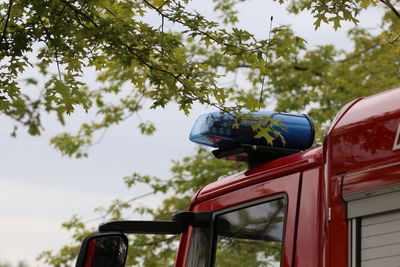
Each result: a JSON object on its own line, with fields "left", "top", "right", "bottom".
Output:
{"left": 158, "top": 0, "right": 171, "bottom": 11}
{"left": 141, "top": 0, "right": 260, "bottom": 54}
{"left": 339, "top": 41, "right": 382, "bottom": 62}
{"left": 59, "top": 0, "right": 189, "bottom": 91}
{"left": 55, "top": 47, "right": 63, "bottom": 81}
{"left": 58, "top": 0, "right": 250, "bottom": 115}
{"left": 379, "top": 0, "right": 400, "bottom": 20}
{"left": 33, "top": 5, "right": 64, "bottom": 81}
{"left": 389, "top": 33, "right": 400, "bottom": 45}
{"left": 60, "top": 0, "right": 99, "bottom": 27}
{"left": 135, "top": 235, "right": 177, "bottom": 247}
{"left": 1, "top": 0, "right": 13, "bottom": 48}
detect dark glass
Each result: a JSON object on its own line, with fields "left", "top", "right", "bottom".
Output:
{"left": 88, "top": 236, "right": 128, "bottom": 267}
{"left": 185, "top": 198, "right": 287, "bottom": 267}
{"left": 214, "top": 198, "right": 286, "bottom": 267}
{"left": 186, "top": 227, "right": 210, "bottom": 267}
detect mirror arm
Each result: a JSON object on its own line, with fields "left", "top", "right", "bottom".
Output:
{"left": 98, "top": 211, "right": 212, "bottom": 234}
{"left": 173, "top": 211, "right": 212, "bottom": 227}
{"left": 99, "top": 220, "right": 186, "bottom": 234}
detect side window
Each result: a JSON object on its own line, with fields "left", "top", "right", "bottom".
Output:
{"left": 186, "top": 227, "right": 210, "bottom": 267}
{"left": 213, "top": 198, "right": 286, "bottom": 267}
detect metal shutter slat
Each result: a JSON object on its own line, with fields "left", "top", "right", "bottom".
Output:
{"left": 361, "top": 210, "right": 400, "bottom": 267}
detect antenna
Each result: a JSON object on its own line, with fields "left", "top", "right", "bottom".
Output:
{"left": 259, "top": 16, "right": 274, "bottom": 107}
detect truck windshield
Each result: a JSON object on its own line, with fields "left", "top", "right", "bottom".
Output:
{"left": 186, "top": 197, "right": 286, "bottom": 267}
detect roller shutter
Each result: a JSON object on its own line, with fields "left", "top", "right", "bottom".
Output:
{"left": 360, "top": 210, "right": 400, "bottom": 267}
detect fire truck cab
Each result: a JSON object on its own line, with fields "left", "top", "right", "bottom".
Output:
{"left": 76, "top": 87, "right": 400, "bottom": 267}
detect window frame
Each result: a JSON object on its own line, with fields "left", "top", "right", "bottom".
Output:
{"left": 208, "top": 194, "right": 288, "bottom": 267}
{"left": 184, "top": 172, "right": 301, "bottom": 267}
{"left": 349, "top": 218, "right": 362, "bottom": 267}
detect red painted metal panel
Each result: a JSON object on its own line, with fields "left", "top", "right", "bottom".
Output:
{"left": 327, "top": 175, "right": 348, "bottom": 267}
{"left": 195, "top": 147, "right": 322, "bottom": 203}
{"left": 175, "top": 228, "right": 192, "bottom": 267}
{"left": 187, "top": 173, "right": 301, "bottom": 267}
{"left": 327, "top": 87, "right": 400, "bottom": 176}
{"left": 178, "top": 88, "right": 400, "bottom": 267}
{"left": 342, "top": 162, "right": 400, "bottom": 197}
{"left": 324, "top": 88, "right": 400, "bottom": 267}
{"left": 295, "top": 167, "right": 327, "bottom": 267}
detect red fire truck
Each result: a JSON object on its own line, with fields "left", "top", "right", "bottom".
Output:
{"left": 75, "top": 87, "right": 400, "bottom": 267}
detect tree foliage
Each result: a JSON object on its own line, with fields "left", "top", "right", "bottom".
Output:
{"left": 0, "top": 260, "right": 29, "bottom": 267}
{"left": 1, "top": 0, "right": 400, "bottom": 266}
{"left": 38, "top": 147, "right": 246, "bottom": 266}
{"left": 1, "top": 0, "right": 398, "bottom": 155}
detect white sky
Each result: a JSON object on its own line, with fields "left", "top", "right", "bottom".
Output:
{"left": 0, "top": 0, "right": 385, "bottom": 266}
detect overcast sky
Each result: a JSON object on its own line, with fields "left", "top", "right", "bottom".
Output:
{"left": 0, "top": 0, "right": 384, "bottom": 266}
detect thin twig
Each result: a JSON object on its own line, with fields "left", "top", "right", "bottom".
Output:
{"left": 90, "top": 128, "right": 108, "bottom": 146}
{"left": 60, "top": 0, "right": 99, "bottom": 27}
{"left": 55, "top": 47, "right": 63, "bottom": 81}
{"left": 157, "top": 0, "right": 171, "bottom": 11}
{"left": 33, "top": 5, "right": 64, "bottom": 81}
{"left": 60, "top": 0, "right": 238, "bottom": 114}
{"left": 135, "top": 236, "right": 178, "bottom": 247}
{"left": 126, "top": 191, "right": 155, "bottom": 203}
{"left": 83, "top": 191, "right": 156, "bottom": 223}
{"left": 389, "top": 33, "right": 400, "bottom": 45}
{"left": 53, "top": 5, "right": 67, "bottom": 26}
{"left": 141, "top": 0, "right": 259, "bottom": 54}
{"left": 339, "top": 41, "right": 381, "bottom": 62}
{"left": 161, "top": 14, "right": 165, "bottom": 60}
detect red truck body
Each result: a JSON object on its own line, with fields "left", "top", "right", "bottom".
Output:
{"left": 76, "top": 87, "right": 400, "bottom": 267}
{"left": 174, "top": 87, "right": 400, "bottom": 267}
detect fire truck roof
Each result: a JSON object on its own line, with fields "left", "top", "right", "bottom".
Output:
{"left": 192, "top": 87, "right": 400, "bottom": 204}
{"left": 193, "top": 146, "right": 323, "bottom": 203}
{"left": 327, "top": 87, "right": 400, "bottom": 176}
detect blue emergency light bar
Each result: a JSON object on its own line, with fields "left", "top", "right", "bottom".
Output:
{"left": 189, "top": 111, "right": 315, "bottom": 151}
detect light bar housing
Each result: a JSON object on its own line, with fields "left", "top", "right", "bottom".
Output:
{"left": 189, "top": 111, "right": 314, "bottom": 150}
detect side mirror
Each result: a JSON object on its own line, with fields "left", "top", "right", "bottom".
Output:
{"left": 75, "top": 232, "right": 128, "bottom": 267}
{"left": 75, "top": 212, "right": 212, "bottom": 266}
